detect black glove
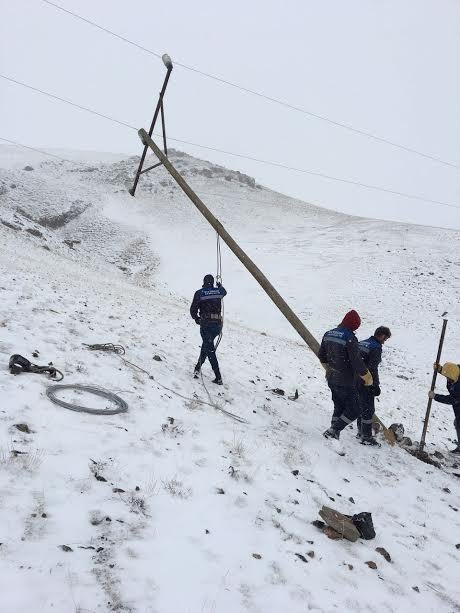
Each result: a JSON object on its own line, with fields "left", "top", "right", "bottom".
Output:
{"left": 372, "top": 385, "right": 381, "bottom": 397}
{"left": 194, "top": 317, "right": 201, "bottom": 325}
{"left": 216, "top": 281, "right": 222, "bottom": 288}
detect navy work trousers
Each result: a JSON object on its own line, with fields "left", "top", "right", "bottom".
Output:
{"left": 328, "top": 382, "right": 360, "bottom": 431}
{"left": 357, "top": 387, "right": 375, "bottom": 438}
{"left": 197, "top": 323, "right": 222, "bottom": 373}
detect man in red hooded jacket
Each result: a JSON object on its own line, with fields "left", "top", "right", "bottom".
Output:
{"left": 318, "top": 310, "right": 373, "bottom": 440}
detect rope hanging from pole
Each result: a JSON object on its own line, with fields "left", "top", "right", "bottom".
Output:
{"left": 215, "top": 232, "right": 224, "bottom": 351}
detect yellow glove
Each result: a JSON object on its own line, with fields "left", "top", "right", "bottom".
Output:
{"left": 433, "top": 362, "right": 442, "bottom": 373}
{"left": 360, "top": 370, "right": 373, "bottom": 386}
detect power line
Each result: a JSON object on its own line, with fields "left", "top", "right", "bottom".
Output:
{"left": 41, "top": 0, "right": 460, "bottom": 172}
{"left": 0, "top": 136, "right": 80, "bottom": 165}
{"left": 1, "top": 73, "right": 459, "bottom": 210}
{"left": 1, "top": 74, "right": 136, "bottom": 131}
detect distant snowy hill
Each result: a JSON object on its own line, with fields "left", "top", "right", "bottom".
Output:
{"left": 0, "top": 145, "right": 459, "bottom": 612}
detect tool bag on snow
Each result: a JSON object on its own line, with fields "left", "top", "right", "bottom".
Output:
{"left": 9, "top": 354, "right": 64, "bottom": 381}
{"left": 352, "top": 512, "right": 376, "bottom": 540}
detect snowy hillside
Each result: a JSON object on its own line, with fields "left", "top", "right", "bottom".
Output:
{"left": 0, "top": 145, "right": 459, "bottom": 613}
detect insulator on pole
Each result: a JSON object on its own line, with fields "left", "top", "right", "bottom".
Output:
{"left": 162, "top": 54, "right": 173, "bottom": 69}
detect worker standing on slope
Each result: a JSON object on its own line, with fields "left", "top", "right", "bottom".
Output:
{"left": 356, "top": 326, "right": 392, "bottom": 446}
{"left": 190, "top": 274, "right": 227, "bottom": 385}
{"left": 319, "top": 310, "right": 373, "bottom": 440}
{"left": 429, "top": 362, "right": 460, "bottom": 454}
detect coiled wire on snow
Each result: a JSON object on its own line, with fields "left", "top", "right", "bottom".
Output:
{"left": 46, "top": 384, "right": 128, "bottom": 415}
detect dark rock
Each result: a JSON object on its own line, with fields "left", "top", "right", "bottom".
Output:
{"left": 312, "top": 520, "right": 326, "bottom": 530}
{"left": 376, "top": 547, "right": 391, "bottom": 562}
{"left": 323, "top": 526, "right": 342, "bottom": 540}
{"left": 60, "top": 545, "right": 73, "bottom": 552}
{"left": 271, "top": 388, "right": 285, "bottom": 396}
{"left": 307, "top": 550, "right": 315, "bottom": 558}
{"left": 455, "top": 544, "right": 460, "bottom": 549}
{"left": 400, "top": 436, "right": 413, "bottom": 447}
{"left": 365, "top": 561, "right": 377, "bottom": 569}
{"left": 205, "top": 529, "right": 210, "bottom": 534}
{"left": 112, "top": 488, "right": 125, "bottom": 493}
{"left": 346, "top": 564, "right": 353, "bottom": 570}
{"left": 26, "top": 228, "right": 43, "bottom": 238}
{"left": 349, "top": 497, "right": 355, "bottom": 504}
{"left": 443, "top": 487, "right": 451, "bottom": 494}
{"left": 153, "top": 355, "right": 163, "bottom": 361}
{"left": 14, "top": 423, "right": 31, "bottom": 434}
{"left": 96, "top": 547, "right": 104, "bottom": 553}
{"left": 95, "top": 474, "right": 107, "bottom": 482}
{"left": 252, "top": 553, "right": 262, "bottom": 559}
{"left": 295, "top": 553, "right": 308, "bottom": 563}
{"left": 216, "top": 487, "right": 225, "bottom": 495}
{"left": 319, "top": 506, "right": 360, "bottom": 542}
{"left": 412, "top": 586, "right": 420, "bottom": 593}
{"left": 135, "top": 486, "right": 140, "bottom": 491}
{"left": 63, "top": 239, "right": 81, "bottom": 249}
{"left": 41, "top": 513, "right": 47, "bottom": 518}
{"left": 1, "top": 220, "right": 22, "bottom": 231}
{"left": 23, "top": 166, "right": 34, "bottom": 171}
{"left": 291, "top": 470, "right": 299, "bottom": 476}
{"left": 389, "top": 423, "right": 405, "bottom": 441}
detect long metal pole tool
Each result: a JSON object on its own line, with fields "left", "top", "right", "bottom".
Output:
{"left": 418, "top": 313, "right": 448, "bottom": 454}
{"left": 138, "top": 129, "right": 320, "bottom": 356}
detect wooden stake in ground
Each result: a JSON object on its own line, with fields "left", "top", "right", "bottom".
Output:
{"left": 418, "top": 314, "right": 448, "bottom": 454}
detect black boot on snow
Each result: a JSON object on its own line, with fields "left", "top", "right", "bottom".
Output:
{"left": 212, "top": 370, "right": 223, "bottom": 385}
{"left": 193, "top": 363, "right": 201, "bottom": 379}
{"left": 361, "top": 436, "right": 381, "bottom": 447}
{"left": 323, "top": 427, "right": 340, "bottom": 440}
{"left": 449, "top": 446, "right": 460, "bottom": 455}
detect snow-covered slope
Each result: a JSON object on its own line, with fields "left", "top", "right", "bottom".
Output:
{"left": 0, "top": 145, "right": 459, "bottom": 613}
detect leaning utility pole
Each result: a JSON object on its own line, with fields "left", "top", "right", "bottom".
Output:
{"left": 137, "top": 128, "right": 320, "bottom": 356}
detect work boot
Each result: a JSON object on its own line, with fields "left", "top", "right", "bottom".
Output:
{"left": 212, "top": 369, "right": 222, "bottom": 385}
{"left": 323, "top": 427, "right": 340, "bottom": 440}
{"left": 360, "top": 436, "right": 381, "bottom": 447}
{"left": 193, "top": 362, "right": 201, "bottom": 379}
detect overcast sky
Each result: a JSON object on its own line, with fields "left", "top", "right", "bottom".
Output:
{"left": 1, "top": 0, "right": 459, "bottom": 228}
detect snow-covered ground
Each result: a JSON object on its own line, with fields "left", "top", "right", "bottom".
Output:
{"left": 0, "top": 145, "right": 459, "bottom": 612}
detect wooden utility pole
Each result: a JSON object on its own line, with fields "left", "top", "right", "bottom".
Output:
{"left": 138, "top": 128, "right": 320, "bottom": 356}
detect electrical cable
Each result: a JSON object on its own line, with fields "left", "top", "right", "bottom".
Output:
{"left": 40, "top": 0, "right": 460, "bottom": 172}
{"left": 46, "top": 384, "right": 128, "bottom": 415}
{"left": 1, "top": 75, "right": 458, "bottom": 210}
{"left": 0, "top": 136, "right": 81, "bottom": 165}
{"left": 215, "top": 233, "right": 224, "bottom": 351}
